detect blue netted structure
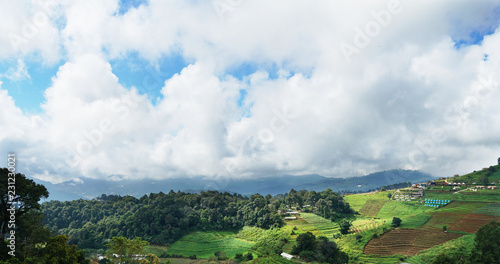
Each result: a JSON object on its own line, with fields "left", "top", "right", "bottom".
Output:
{"left": 423, "top": 199, "right": 450, "bottom": 207}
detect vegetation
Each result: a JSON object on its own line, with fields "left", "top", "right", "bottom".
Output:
{"left": 42, "top": 192, "right": 285, "bottom": 249}
{"left": 3, "top": 164, "right": 500, "bottom": 263}
{"left": 105, "top": 236, "right": 156, "bottom": 264}
{"left": 339, "top": 220, "right": 352, "bottom": 235}
{"left": 42, "top": 188, "right": 353, "bottom": 250}
{"left": 391, "top": 217, "right": 402, "bottom": 227}
{"left": 470, "top": 220, "right": 500, "bottom": 263}
{"left": 165, "top": 231, "right": 254, "bottom": 259}
{"left": 449, "top": 165, "right": 500, "bottom": 185}
{"left": 0, "top": 169, "right": 89, "bottom": 264}
{"left": 291, "top": 232, "right": 348, "bottom": 263}
{"left": 381, "top": 182, "right": 412, "bottom": 191}
{"left": 0, "top": 168, "right": 49, "bottom": 243}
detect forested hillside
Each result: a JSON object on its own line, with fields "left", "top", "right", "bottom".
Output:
{"left": 42, "top": 189, "right": 353, "bottom": 250}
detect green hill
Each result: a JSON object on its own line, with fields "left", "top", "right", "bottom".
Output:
{"left": 449, "top": 164, "right": 500, "bottom": 184}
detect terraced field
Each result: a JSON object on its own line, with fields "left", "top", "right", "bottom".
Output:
{"left": 166, "top": 231, "right": 255, "bottom": 259}
{"left": 344, "top": 193, "right": 372, "bottom": 211}
{"left": 421, "top": 202, "right": 487, "bottom": 229}
{"left": 363, "top": 228, "right": 462, "bottom": 256}
{"left": 300, "top": 213, "right": 339, "bottom": 236}
{"left": 162, "top": 188, "right": 499, "bottom": 263}
{"left": 360, "top": 199, "right": 500, "bottom": 260}
{"left": 472, "top": 202, "right": 500, "bottom": 217}
{"left": 406, "top": 234, "right": 476, "bottom": 264}
{"left": 359, "top": 199, "right": 387, "bottom": 217}
{"left": 377, "top": 200, "right": 433, "bottom": 220}
{"left": 449, "top": 213, "right": 499, "bottom": 233}
{"left": 350, "top": 218, "right": 386, "bottom": 233}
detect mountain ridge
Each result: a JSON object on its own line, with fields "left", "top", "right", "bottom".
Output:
{"left": 33, "top": 169, "right": 436, "bottom": 201}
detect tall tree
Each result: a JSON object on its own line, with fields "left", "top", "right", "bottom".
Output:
{"left": 0, "top": 169, "right": 49, "bottom": 259}
{"left": 291, "top": 232, "right": 316, "bottom": 255}
{"left": 105, "top": 236, "right": 151, "bottom": 264}
{"left": 43, "top": 235, "right": 88, "bottom": 264}
{"left": 471, "top": 220, "right": 500, "bottom": 264}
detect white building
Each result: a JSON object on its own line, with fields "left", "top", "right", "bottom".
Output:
{"left": 281, "top": 252, "right": 294, "bottom": 260}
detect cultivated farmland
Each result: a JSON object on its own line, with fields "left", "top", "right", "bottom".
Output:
{"left": 363, "top": 228, "right": 463, "bottom": 256}
{"left": 359, "top": 199, "right": 387, "bottom": 217}
{"left": 449, "top": 213, "right": 500, "bottom": 233}
{"left": 166, "top": 231, "right": 255, "bottom": 259}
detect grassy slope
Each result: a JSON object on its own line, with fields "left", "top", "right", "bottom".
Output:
{"left": 449, "top": 164, "right": 500, "bottom": 184}
{"left": 151, "top": 179, "right": 499, "bottom": 263}
{"left": 406, "top": 234, "right": 476, "bottom": 264}
{"left": 166, "top": 231, "right": 255, "bottom": 259}
{"left": 339, "top": 187, "right": 499, "bottom": 263}
{"left": 344, "top": 193, "right": 372, "bottom": 212}
{"left": 300, "top": 213, "right": 340, "bottom": 236}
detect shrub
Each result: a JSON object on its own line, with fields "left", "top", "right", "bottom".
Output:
{"left": 299, "top": 251, "right": 316, "bottom": 262}
{"left": 339, "top": 219, "right": 352, "bottom": 235}
{"left": 234, "top": 253, "right": 244, "bottom": 262}
{"left": 391, "top": 217, "right": 402, "bottom": 227}
{"left": 245, "top": 252, "right": 253, "bottom": 260}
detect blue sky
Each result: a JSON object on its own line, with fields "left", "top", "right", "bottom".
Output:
{"left": 2, "top": 0, "right": 500, "bottom": 184}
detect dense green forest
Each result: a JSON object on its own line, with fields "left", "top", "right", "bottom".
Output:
{"left": 0, "top": 169, "right": 89, "bottom": 264}
{"left": 2, "top": 168, "right": 500, "bottom": 263}
{"left": 41, "top": 188, "right": 354, "bottom": 249}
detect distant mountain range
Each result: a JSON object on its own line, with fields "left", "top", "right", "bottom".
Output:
{"left": 33, "top": 169, "right": 436, "bottom": 201}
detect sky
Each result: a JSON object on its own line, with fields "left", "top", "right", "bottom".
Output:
{"left": 1, "top": 0, "right": 500, "bottom": 184}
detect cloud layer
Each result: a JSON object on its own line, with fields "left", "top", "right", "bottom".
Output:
{"left": 1, "top": 0, "right": 500, "bottom": 183}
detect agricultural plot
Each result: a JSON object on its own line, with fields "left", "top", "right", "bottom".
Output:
{"left": 350, "top": 218, "right": 386, "bottom": 233}
{"left": 281, "top": 215, "right": 323, "bottom": 253}
{"left": 283, "top": 218, "right": 323, "bottom": 237}
{"left": 377, "top": 200, "right": 433, "bottom": 220}
{"left": 424, "top": 189, "right": 500, "bottom": 202}
{"left": 168, "top": 259, "right": 212, "bottom": 264}
{"left": 397, "top": 213, "right": 433, "bottom": 229}
{"left": 166, "top": 231, "right": 255, "bottom": 259}
{"left": 344, "top": 194, "right": 372, "bottom": 212}
{"left": 449, "top": 213, "right": 499, "bottom": 233}
{"left": 363, "top": 228, "right": 462, "bottom": 256}
{"left": 422, "top": 211, "right": 466, "bottom": 229}
{"left": 250, "top": 255, "right": 296, "bottom": 263}
{"left": 472, "top": 202, "right": 500, "bottom": 217}
{"left": 359, "top": 199, "right": 387, "bottom": 217}
{"left": 421, "top": 201, "right": 487, "bottom": 229}
{"left": 300, "top": 213, "right": 339, "bottom": 236}
{"left": 407, "top": 234, "right": 475, "bottom": 264}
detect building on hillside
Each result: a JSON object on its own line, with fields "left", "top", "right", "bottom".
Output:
{"left": 284, "top": 217, "right": 297, "bottom": 220}
{"left": 411, "top": 190, "right": 424, "bottom": 197}
{"left": 429, "top": 181, "right": 447, "bottom": 186}
{"left": 287, "top": 211, "right": 299, "bottom": 215}
{"left": 281, "top": 252, "right": 294, "bottom": 260}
